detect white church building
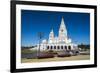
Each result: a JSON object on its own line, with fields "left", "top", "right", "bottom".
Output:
{"left": 36, "top": 17, "right": 78, "bottom": 52}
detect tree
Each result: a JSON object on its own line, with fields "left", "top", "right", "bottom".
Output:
{"left": 78, "top": 43, "right": 90, "bottom": 51}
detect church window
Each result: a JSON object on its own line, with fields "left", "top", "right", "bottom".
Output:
{"left": 61, "top": 29, "right": 64, "bottom": 32}
{"left": 68, "top": 46, "right": 71, "bottom": 50}
{"left": 51, "top": 46, "right": 53, "bottom": 49}
{"left": 57, "top": 46, "right": 60, "bottom": 49}
{"left": 61, "top": 46, "right": 63, "bottom": 49}
{"left": 54, "top": 46, "right": 56, "bottom": 49}
{"left": 65, "top": 46, "right": 67, "bottom": 49}
{"left": 47, "top": 46, "right": 49, "bottom": 49}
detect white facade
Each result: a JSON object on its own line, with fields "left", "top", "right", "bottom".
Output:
{"left": 37, "top": 17, "right": 78, "bottom": 51}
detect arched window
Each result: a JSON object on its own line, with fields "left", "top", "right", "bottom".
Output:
{"left": 47, "top": 46, "right": 49, "bottom": 49}
{"left": 61, "top": 46, "right": 63, "bottom": 49}
{"left": 54, "top": 46, "right": 56, "bottom": 49}
{"left": 68, "top": 46, "right": 71, "bottom": 50}
{"left": 57, "top": 46, "right": 60, "bottom": 49}
{"left": 65, "top": 46, "right": 67, "bottom": 49}
{"left": 51, "top": 46, "right": 53, "bottom": 49}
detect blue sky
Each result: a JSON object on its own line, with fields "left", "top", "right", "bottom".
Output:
{"left": 21, "top": 10, "right": 90, "bottom": 46}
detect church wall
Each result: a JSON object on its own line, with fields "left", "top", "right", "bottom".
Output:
{"left": 39, "top": 43, "right": 78, "bottom": 51}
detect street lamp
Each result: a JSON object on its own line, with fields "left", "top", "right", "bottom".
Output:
{"left": 37, "top": 32, "right": 44, "bottom": 58}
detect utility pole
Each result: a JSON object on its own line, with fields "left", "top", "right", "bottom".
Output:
{"left": 37, "top": 32, "right": 44, "bottom": 58}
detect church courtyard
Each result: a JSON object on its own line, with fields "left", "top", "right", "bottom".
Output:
{"left": 21, "top": 54, "right": 90, "bottom": 63}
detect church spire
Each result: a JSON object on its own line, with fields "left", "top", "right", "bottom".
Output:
{"left": 49, "top": 28, "right": 54, "bottom": 43}
{"left": 58, "top": 17, "right": 67, "bottom": 42}
{"left": 60, "top": 17, "right": 66, "bottom": 29}
{"left": 50, "top": 28, "right": 54, "bottom": 34}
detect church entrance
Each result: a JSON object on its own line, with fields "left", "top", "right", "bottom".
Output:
{"left": 68, "top": 46, "right": 71, "bottom": 50}
{"left": 57, "top": 46, "right": 60, "bottom": 49}
{"left": 65, "top": 46, "right": 67, "bottom": 50}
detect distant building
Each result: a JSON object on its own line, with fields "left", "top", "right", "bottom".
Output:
{"left": 34, "top": 17, "right": 78, "bottom": 52}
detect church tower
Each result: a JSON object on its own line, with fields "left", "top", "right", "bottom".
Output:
{"left": 49, "top": 29, "right": 54, "bottom": 43}
{"left": 58, "top": 17, "right": 67, "bottom": 43}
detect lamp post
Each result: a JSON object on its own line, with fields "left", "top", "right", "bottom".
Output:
{"left": 37, "top": 32, "right": 44, "bottom": 58}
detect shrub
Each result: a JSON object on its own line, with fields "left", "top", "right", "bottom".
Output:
{"left": 37, "top": 52, "right": 54, "bottom": 59}
{"left": 57, "top": 51, "right": 71, "bottom": 57}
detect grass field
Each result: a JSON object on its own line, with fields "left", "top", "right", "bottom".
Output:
{"left": 21, "top": 55, "right": 90, "bottom": 63}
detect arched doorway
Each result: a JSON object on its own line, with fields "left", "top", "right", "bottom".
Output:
{"left": 51, "top": 46, "right": 53, "bottom": 49}
{"left": 54, "top": 46, "right": 56, "bottom": 49}
{"left": 61, "top": 46, "right": 63, "bottom": 49}
{"left": 57, "top": 46, "right": 60, "bottom": 49}
{"left": 68, "top": 46, "right": 71, "bottom": 50}
{"left": 65, "top": 46, "right": 67, "bottom": 50}
{"left": 47, "top": 46, "right": 49, "bottom": 49}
